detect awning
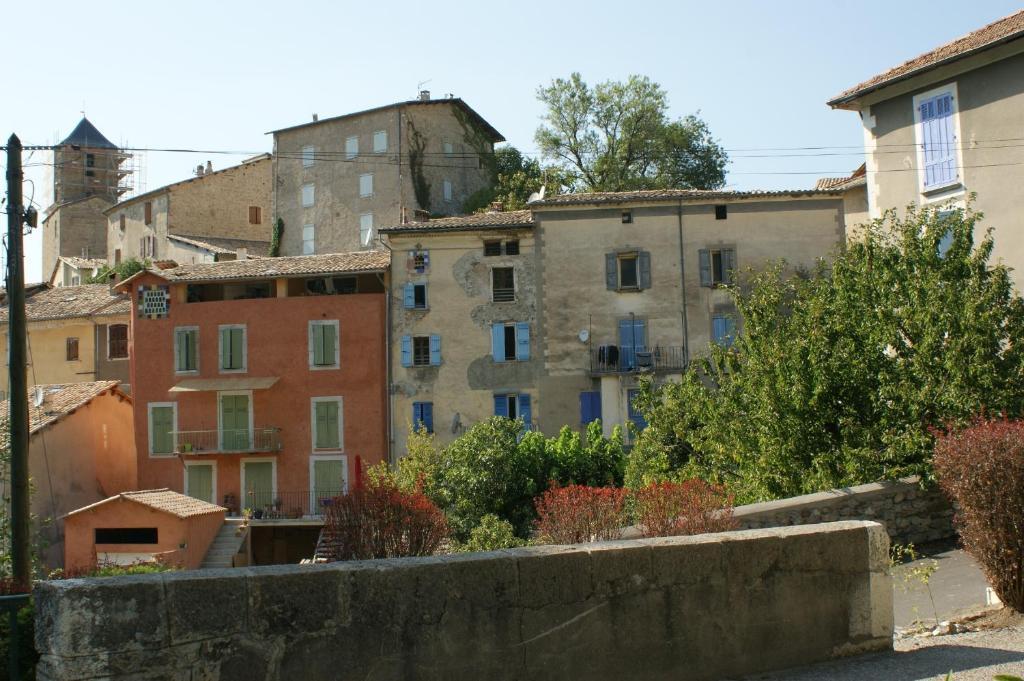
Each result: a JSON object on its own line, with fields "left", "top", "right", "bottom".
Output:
{"left": 169, "top": 377, "right": 279, "bottom": 393}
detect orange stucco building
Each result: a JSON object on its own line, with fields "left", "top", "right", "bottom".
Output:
{"left": 117, "top": 251, "right": 390, "bottom": 524}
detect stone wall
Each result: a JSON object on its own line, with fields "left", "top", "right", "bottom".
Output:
{"left": 34, "top": 521, "right": 893, "bottom": 681}
{"left": 733, "top": 477, "right": 955, "bottom": 547}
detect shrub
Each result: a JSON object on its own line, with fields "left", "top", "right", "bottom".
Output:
{"left": 632, "top": 480, "right": 738, "bottom": 538}
{"left": 534, "top": 485, "right": 627, "bottom": 545}
{"left": 934, "top": 418, "right": 1024, "bottom": 612}
{"left": 456, "top": 514, "right": 525, "bottom": 552}
{"left": 322, "top": 476, "right": 448, "bottom": 561}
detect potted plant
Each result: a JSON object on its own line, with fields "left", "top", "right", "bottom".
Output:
{"left": 242, "top": 507, "right": 253, "bottom": 520}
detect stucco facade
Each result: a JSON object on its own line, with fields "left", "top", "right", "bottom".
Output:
{"left": 272, "top": 97, "right": 502, "bottom": 257}
{"left": 42, "top": 196, "right": 112, "bottom": 276}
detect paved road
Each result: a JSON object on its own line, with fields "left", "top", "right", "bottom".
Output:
{"left": 893, "top": 546, "right": 991, "bottom": 629}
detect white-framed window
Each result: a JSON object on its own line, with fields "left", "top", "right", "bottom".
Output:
{"left": 301, "top": 183, "right": 315, "bottom": 208}
{"left": 443, "top": 179, "right": 453, "bottom": 202}
{"left": 443, "top": 139, "right": 454, "bottom": 157}
{"left": 373, "top": 130, "right": 387, "bottom": 153}
{"left": 302, "top": 223, "right": 315, "bottom": 255}
{"left": 311, "top": 396, "right": 344, "bottom": 451}
{"left": 359, "top": 213, "right": 374, "bottom": 247}
{"left": 218, "top": 324, "right": 247, "bottom": 373}
{"left": 913, "top": 82, "right": 963, "bottom": 196}
{"left": 302, "top": 145, "right": 315, "bottom": 168}
{"left": 219, "top": 390, "right": 254, "bottom": 451}
{"left": 308, "top": 320, "right": 340, "bottom": 369}
{"left": 184, "top": 461, "right": 217, "bottom": 504}
{"left": 310, "top": 454, "right": 348, "bottom": 512}
{"left": 148, "top": 402, "right": 177, "bottom": 457}
{"left": 345, "top": 135, "right": 359, "bottom": 159}
{"left": 241, "top": 458, "right": 276, "bottom": 512}
{"left": 359, "top": 174, "right": 373, "bottom": 198}
{"left": 174, "top": 326, "right": 199, "bottom": 374}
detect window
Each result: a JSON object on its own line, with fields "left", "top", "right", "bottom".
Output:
{"left": 492, "top": 267, "right": 515, "bottom": 302}
{"left": 359, "top": 174, "right": 373, "bottom": 198}
{"left": 359, "top": 213, "right": 374, "bottom": 247}
{"left": 148, "top": 403, "right": 176, "bottom": 456}
{"left": 484, "top": 239, "right": 519, "bottom": 257}
{"left": 373, "top": 130, "right": 387, "bottom": 154}
{"left": 403, "top": 282, "right": 428, "bottom": 310}
{"left": 302, "top": 183, "right": 315, "bottom": 208}
{"left": 119, "top": 214, "right": 126, "bottom": 231}
{"left": 580, "top": 391, "right": 601, "bottom": 425}
{"left": 85, "top": 153, "right": 95, "bottom": 177}
{"left": 311, "top": 397, "right": 343, "bottom": 450}
{"left": 491, "top": 322, "right": 530, "bottom": 362}
{"left": 218, "top": 325, "right": 247, "bottom": 372}
{"left": 219, "top": 393, "right": 251, "bottom": 450}
{"left": 443, "top": 140, "right": 454, "bottom": 157}
{"left": 139, "top": 235, "right": 157, "bottom": 259}
{"left": 174, "top": 327, "right": 199, "bottom": 373}
{"left": 412, "top": 402, "right": 434, "bottom": 433}
{"left": 311, "top": 456, "right": 347, "bottom": 505}
{"left": 606, "top": 251, "right": 651, "bottom": 291}
{"left": 401, "top": 334, "right": 441, "bottom": 367}
{"left": 345, "top": 135, "right": 359, "bottom": 159}
{"left": 302, "top": 223, "right": 315, "bottom": 255}
{"left": 493, "top": 393, "right": 532, "bottom": 429}
{"left": 309, "top": 320, "right": 340, "bottom": 369}
{"left": 302, "top": 145, "right": 315, "bottom": 167}
{"left": 443, "top": 179, "right": 453, "bottom": 202}
{"left": 712, "top": 314, "right": 736, "bottom": 347}
{"left": 698, "top": 248, "right": 736, "bottom": 287}
{"left": 95, "top": 528, "right": 158, "bottom": 544}
{"left": 622, "top": 211, "right": 633, "bottom": 224}
{"left": 504, "top": 240, "right": 520, "bottom": 256}
{"left": 937, "top": 210, "right": 956, "bottom": 257}
{"left": 248, "top": 206, "right": 261, "bottom": 225}
{"left": 484, "top": 240, "right": 502, "bottom": 257}
{"left": 411, "top": 249, "right": 429, "bottom": 273}
{"left": 108, "top": 324, "right": 129, "bottom": 359}
{"left": 627, "top": 389, "right": 647, "bottom": 431}
{"left": 715, "top": 205, "right": 728, "bottom": 220}
{"left": 184, "top": 462, "right": 216, "bottom": 504}
{"left": 66, "top": 337, "right": 79, "bottom": 361}
{"left": 144, "top": 201, "right": 153, "bottom": 225}
{"left": 915, "top": 86, "right": 959, "bottom": 191}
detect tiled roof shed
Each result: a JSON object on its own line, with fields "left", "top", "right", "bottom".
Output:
{"left": 66, "top": 489, "right": 225, "bottom": 519}
{"left": 379, "top": 210, "right": 535, "bottom": 234}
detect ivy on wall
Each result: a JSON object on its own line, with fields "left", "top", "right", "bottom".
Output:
{"left": 453, "top": 106, "right": 497, "bottom": 183}
{"left": 407, "top": 119, "right": 432, "bottom": 213}
{"left": 269, "top": 218, "right": 283, "bottom": 257}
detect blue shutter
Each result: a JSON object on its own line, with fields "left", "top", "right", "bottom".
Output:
{"left": 422, "top": 402, "right": 433, "bottom": 433}
{"left": 515, "top": 322, "right": 530, "bottom": 361}
{"left": 403, "top": 283, "right": 415, "bottom": 309}
{"left": 580, "top": 391, "right": 601, "bottom": 425}
{"left": 638, "top": 251, "right": 652, "bottom": 289}
{"left": 429, "top": 334, "right": 441, "bottom": 365}
{"left": 413, "top": 402, "right": 422, "bottom": 428}
{"left": 605, "top": 253, "right": 617, "bottom": 289}
{"left": 698, "top": 249, "right": 712, "bottom": 286}
{"left": 627, "top": 389, "right": 647, "bottom": 430}
{"left": 518, "top": 394, "right": 532, "bottom": 430}
{"left": 713, "top": 316, "right": 735, "bottom": 347}
{"left": 921, "top": 93, "right": 956, "bottom": 188}
{"left": 491, "top": 324, "right": 505, "bottom": 362}
{"left": 494, "top": 394, "right": 509, "bottom": 418}
{"left": 400, "top": 335, "right": 412, "bottom": 367}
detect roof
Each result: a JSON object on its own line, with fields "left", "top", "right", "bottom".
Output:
{"left": 379, "top": 209, "right": 534, "bottom": 234}
{"left": 815, "top": 164, "right": 867, "bottom": 191}
{"left": 0, "top": 283, "right": 130, "bottom": 324}
{"left": 67, "top": 489, "right": 225, "bottom": 519}
{"left": 268, "top": 97, "right": 505, "bottom": 143}
{"left": 529, "top": 187, "right": 846, "bottom": 208}
{"left": 119, "top": 250, "right": 390, "bottom": 286}
{"left": 829, "top": 10, "right": 1024, "bottom": 107}
{"left": 168, "top": 234, "right": 272, "bottom": 258}
{"left": 57, "top": 256, "right": 107, "bottom": 270}
{"left": 59, "top": 117, "right": 117, "bottom": 149}
{"left": 0, "top": 381, "right": 127, "bottom": 449}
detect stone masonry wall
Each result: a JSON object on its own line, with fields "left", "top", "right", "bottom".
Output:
{"left": 34, "top": 522, "right": 892, "bottom": 681}
{"left": 733, "top": 477, "right": 955, "bottom": 547}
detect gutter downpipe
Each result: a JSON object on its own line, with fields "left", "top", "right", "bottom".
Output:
{"left": 376, "top": 234, "right": 396, "bottom": 467}
{"left": 677, "top": 201, "right": 690, "bottom": 367}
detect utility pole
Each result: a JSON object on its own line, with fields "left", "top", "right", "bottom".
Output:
{"left": 6, "top": 134, "right": 31, "bottom": 588}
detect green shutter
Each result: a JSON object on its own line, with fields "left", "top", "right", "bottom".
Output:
{"left": 323, "top": 324, "right": 337, "bottom": 366}
{"left": 313, "top": 459, "right": 346, "bottom": 500}
{"left": 315, "top": 401, "right": 340, "bottom": 449}
{"left": 221, "top": 394, "right": 250, "bottom": 450}
{"left": 151, "top": 406, "right": 174, "bottom": 454}
{"left": 186, "top": 464, "right": 213, "bottom": 503}
{"left": 312, "top": 323, "right": 337, "bottom": 367}
{"left": 230, "top": 329, "right": 243, "bottom": 369}
{"left": 220, "top": 328, "right": 230, "bottom": 369}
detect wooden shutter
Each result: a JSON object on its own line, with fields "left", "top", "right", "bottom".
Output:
{"left": 921, "top": 93, "right": 957, "bottom": 188}
{"left": 429, "top": 335, "right": 441, "bottom": 366}
{"left": 220, "top": 328, "right": 231, "bottom": 369}
{"left": 518, "top": 394, "right": 532, "bottom": 430}
{"left": 403, "top": 283, "right": 415, "bottom": 309}
{"left": 400, "top": 336, "right": 412, "bottom": 367}
{"left": 176, "top": 330, "right": 188, "bottom": 370}
{"left": 698, "top": 250, "right": 712, "bottom": 286}
{"left": 515, "top": 322, "right": 530, "bottom": 361}
{"left": 493, "top": 394, "right": 509, "bottom": 418}
{"left": 491, "top": 324, "right": 505, "bottom": 362}
{"left": 230, "top": 329, "right": 244, "bottom": 369}
{"left": 315, "top": 401, "right": 340, "bottom": 449}
{"left": 605, "top": 253, "right": 617, "bottom": 290}
{"left": 580, "top": 391, "right": 601, "bottom": 425}
{"left": 421, "top": 402, "right": 433, "bottom": 433}
{"left": 152, "top": 407, "right": 173, "bottom": 454}
{"left": 723, "top": 249, "right": 737, "bottom": 284}
{"left": 324, "top": 323, "right": 337, "bottom": 366}
{"left": 638, "top": 251, "right": 652, "bottom": 289}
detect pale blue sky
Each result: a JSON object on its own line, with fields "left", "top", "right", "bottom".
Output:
{"left": 5, "top": 0, "right": 1021, "bottom": 281}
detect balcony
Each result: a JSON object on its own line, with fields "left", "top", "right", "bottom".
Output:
{"left": 589, "top": 345, "right": 686, "bottom": 375}
{"left": 173, "top": 427, "right": 282, "bottom": 455}
{"left": 227, "top": 489, "right": 346, "bottom": 521}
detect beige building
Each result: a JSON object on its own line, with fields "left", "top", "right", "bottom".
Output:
{"left": 104, "top": 155, "right": 272, "bottom": 266}
{"left": 48, "top": 256, "right": 108, "bottom": 287}
{"left": 380, "top": 211, "right": 537, "bottom": 455}
{"left": 0, "top": 283, "right": 132, "bottom": 397}
{"left": 828, "top": 10, "right": 1024, "bottom": 285}
{"left": 271, "top": 93, "right": 504, "bottom": 257}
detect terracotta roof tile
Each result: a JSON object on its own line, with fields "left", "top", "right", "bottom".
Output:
{"left": 0, "top": 381, "right": 126, "bottom": 448}
{"left": 530, "top": 187, "right": 844, "bottom": 207}
{"left": 168, "top": 234, "right": 272, "bottom": 258}
{"left": 815, "top": 164, "right": 867, "bottom": 191}
{"left": 137, "top": 250, "right": 390, "bottom": 283}
{"left": 57, "top": 256, "right": 107, "bottom": 270}
{"left": 0, "top": 284, "right": 130, "bottom": 323}
{"left": 379, "top": 210, "right": 534, "bottom": 233}
{"left": 829, "top": 10, "right": 1024, "bottom": 106}
{"left": 68, "top": 489, "right": 225, "bottom": 519}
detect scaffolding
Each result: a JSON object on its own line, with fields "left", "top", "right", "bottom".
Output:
{"left": 51, "top": 137, "right": 143, "bottom": 205}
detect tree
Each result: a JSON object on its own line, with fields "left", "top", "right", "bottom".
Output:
{"left": 461, "top": 146, "right": 570, "bottom": 214}
{"left": 87, "top": 258, "right": 149, "bottom": 284}
{"left": 535, "top": 73, "right": 727, "bottom": 192}
{"left": 631, "top": 205, "right": 1024, "bottom": 503}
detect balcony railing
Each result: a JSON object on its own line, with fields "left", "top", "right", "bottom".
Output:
{"left": 233, "top": 489, "right": 345, "bottom": 520}
{"left": 173, "top": 427, "right": 282, "bottom": 454}
{"left": 589, "top": 345, "right": 687, "bottom": 375}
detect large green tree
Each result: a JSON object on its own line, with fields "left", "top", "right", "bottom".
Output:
{"left": 461, "top": 146, "right": 569, "bottom": 213}
{"left": 628, "top": 206, "right": 1024, "bottom": 502}
{"left": 535, "top": 73, "right": 728, "bottom": 192}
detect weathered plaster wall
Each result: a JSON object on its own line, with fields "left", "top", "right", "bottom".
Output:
{"left": 33, "top": 521, "right": 893, "bottom": 681}
{"left": 42, "top": 196, "right": 112, "bottom": 277}
{"left": 107, "top": 192, "right": 170, "bottom": 263}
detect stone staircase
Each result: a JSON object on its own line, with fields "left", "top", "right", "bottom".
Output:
{"left": 200, "top": 518, "right": 248, "bottom": 569}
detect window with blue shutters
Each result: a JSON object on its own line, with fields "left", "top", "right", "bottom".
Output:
{"left": 400, "top": 335, "right": 412, "bottom": 367}
{"left": 580, "top": 391, "right": 601, "bottom": 425}
{"left": 493, "top": 393, "right": 532, "bottom": 430}
{"left": 917, "top": 89, "right": 958, "bottom": 190}
{"left": 428, "top": 334, "right": 441, "bottom": 366}
{"left": 403, "top": 282, "right": 427, "bottom": 310}
{"left": 712, "top": 314, "right": 736, "bottom": 347}
{"left": 492, "top": 322, "right": 530, "bottom": 362}
{"left": 412, "top": 402, "right": 434, "bottom": 433}
{"left": 627, "top": 389, "right": 647, "bottom": 431}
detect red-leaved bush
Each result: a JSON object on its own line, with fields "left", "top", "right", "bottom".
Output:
{"left": 533, "top": 484, "right": 627, "bottom": 544}
{"left": 322, "top": 477, "right": 448, "bottom": 561}
{"left": 633, "top": 480, "right": 739, "bottom": 538}
{"left": 934, "top": 418, "right": 1024, "bottom": 612}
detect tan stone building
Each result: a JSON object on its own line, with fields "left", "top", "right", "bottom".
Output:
{"left": 48, "top": 256, "right": 108, "bottom": 287}
{"left": 271, "top": 93, "right": 504, "bottom": 257}
{"left": 828, "top": 10, "right": 1024, "bottom": 285}
{"left": 380, "top": 211, "right": 536, "bottom": 455}
{"left": 104, "top": 155, "right": 272, "bottom": 266}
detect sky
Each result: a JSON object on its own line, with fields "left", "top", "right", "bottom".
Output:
{"left": 4, "top": 0, "right": 1021, "bottom": 282}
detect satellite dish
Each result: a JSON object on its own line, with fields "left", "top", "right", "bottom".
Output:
{"left": 578, "top": 329, "right": 590, "bottom": 343}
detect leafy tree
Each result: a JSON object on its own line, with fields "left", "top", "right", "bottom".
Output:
{"left": 535, "top": 73, "right": 728, "bottom": 192}
{"left": 87, "top": 257, "right": 149, "bottom": 284}
{"left": 631, "top": 205, "right": 1024, "bottom": 502}
{"left": 462, "top": 146, "right": 570, "bottom": 213}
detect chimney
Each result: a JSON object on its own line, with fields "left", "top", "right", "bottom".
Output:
{"left": 236, "top": 248, "right": 248, "bottom": 261}
{"left": 205, "top": 160, "right": 213, "bottom": 174}
{"left": 312, "top": 113, "right": 319, "bottom": 122}
{"left": 413, "top": 209, "right": 430, "bottom": 222}
{"left": 418, "top": 90, "right": 430, "bottom": 101}
{"left": 488, "top": 201, "right": 504, "bottom": 213}
{"left": 196, "top": 165, "right": 204, "bottom": 177}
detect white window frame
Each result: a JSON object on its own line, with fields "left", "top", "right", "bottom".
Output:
{"left": 359, "top": 213, "right": 374, "bottom": 247}
{"left": 372, "top": 130, "right": 387, "bottom": 154}
{"left": 240, "top": 457, "right": 277, "bottom": 509}
{"left": 913, "top": 81, "right": 965, "bottom": 201}
{"left": 309, "top": 454, "right": 349, "bottom": 514}
{"left": 217, "top": 324, "right": 248, "bottom": 374}
{"left": 302, "top": 145, "right": 315, "bottom": 168}
{"left": 310, "top": 396, "right": 344, "bottom": 452}
{"left": 302, "top": 223, "right": 315, "bottom": 255}
{"left": 301, "top": 183, "right": 315, "bottom": 208}
{"left": 443, "top": 179, "right": 453, "bottom": 202}
{"left": 147, "top": 401, "right": 177, "bottom": 458}
{"left": 173, "top": 325, "right": 200, "bottom": 375}
{"left": 359, "top": 173, "right": 374, "bottom": 198}
{"left": 308, "top": 320, "right": 340, "bottom": 370}
{"left": 345, "top": 135, "right": 359, "bottom": 160}
{"left": 183, "top": 461, "right": 217, "bottom": 504}
{"left": 219, "top": 390, "right": 255, "bottom": 452}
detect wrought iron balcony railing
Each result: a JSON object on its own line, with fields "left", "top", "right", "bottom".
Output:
{"left": 231, "top": 489, "right": 345, "bottom": 520}
{"left": 173, "top": 427, "right": 282, "bottom": 455}
{"left": 589, "top": 345, "right": 687, "bottom": 375}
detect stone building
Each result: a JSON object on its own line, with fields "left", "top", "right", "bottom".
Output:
{"left": 104, "top": 155, "right": 272, "bottom": 266}
{"left": 270, "top": 93, "right": 504, "bottom": 257}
